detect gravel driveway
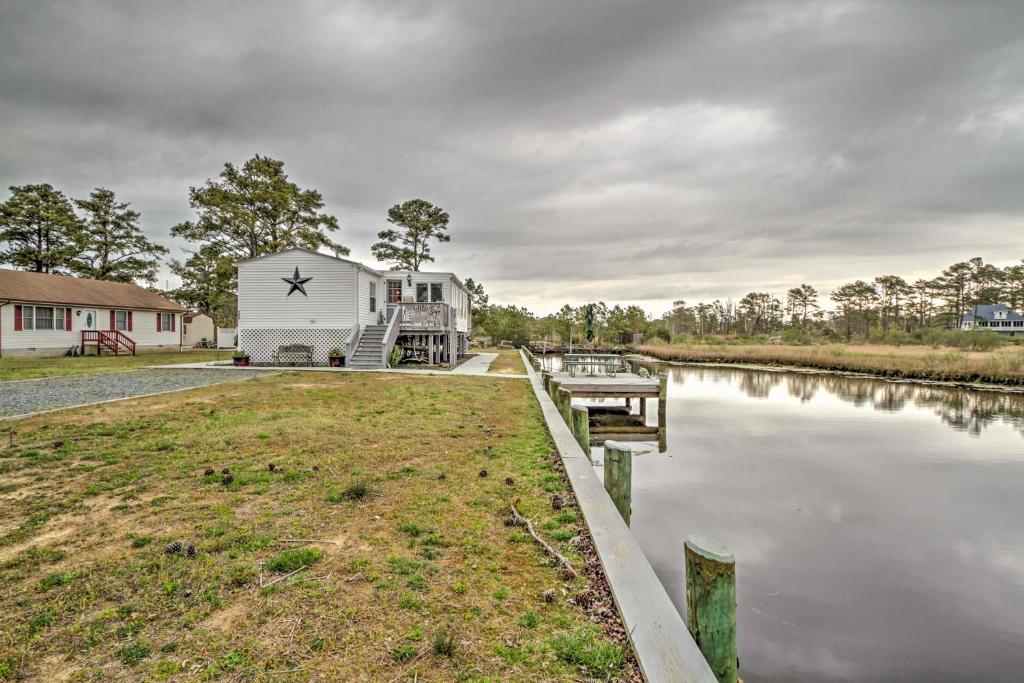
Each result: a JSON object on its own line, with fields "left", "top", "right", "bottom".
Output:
{"left": 0, "top": 369, "right": 275, "bottom": 418}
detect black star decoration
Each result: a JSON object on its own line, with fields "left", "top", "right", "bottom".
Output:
{"left": 282, "top": 267, "right": 313, "bottom": 296}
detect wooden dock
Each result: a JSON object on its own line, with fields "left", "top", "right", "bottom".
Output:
{"left": 518, "top": 348, "right": 717, "bottom": 682}
{"left": 542, "top": 368, "right": 667, "bottom": 451}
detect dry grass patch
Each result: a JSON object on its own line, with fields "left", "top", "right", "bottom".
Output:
{"left": 0, "top": 372, "right": 627, "bottom": 681}
{"left": 634, "top": 342, "right": 1024, "bottom": 386}
{"left": 479, "top": 348, "right": 527, "bottom": 375}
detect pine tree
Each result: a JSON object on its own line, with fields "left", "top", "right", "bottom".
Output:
{"left": 0, "top": 184, "right": 82, "bottom": 273}
{"left": 72, "top": 188, "right": 168, "bottom": 284}
{"left": 370, "top": 199, "right": 450, "bottom": 271}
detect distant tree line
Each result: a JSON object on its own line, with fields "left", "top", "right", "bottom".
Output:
{"left": 469, "top": 257, "right": 1024, "bottom": 348}
{"left": 659, "top": 257, "right": 1024, "bottom": 343}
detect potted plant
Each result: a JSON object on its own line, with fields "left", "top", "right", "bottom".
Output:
{"left": 328, "top": 348, "right": 344, "bottom": 367}
{"left": 232, "top": 351, "right": 250, "bottom": 367}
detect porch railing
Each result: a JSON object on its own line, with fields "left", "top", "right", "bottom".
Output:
{"left": 390, "top": 302, "right": 451, "bottom": 329}
{"left": 382, "top": 305, "right": 403, "bottom": 367}
{"left": 81, "top": 329, "right": 136, "bottom": 355}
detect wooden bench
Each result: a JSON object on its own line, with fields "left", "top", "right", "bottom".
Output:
{"left": 274, "top": 344, "right": 313, "bottom": 366}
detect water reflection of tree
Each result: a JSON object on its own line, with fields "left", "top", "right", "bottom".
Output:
{"left": 739, "top": 372, "right": 783, "bottom": 399}
{"left": 693, "top": 365, "right": 1024, "bottom": 437}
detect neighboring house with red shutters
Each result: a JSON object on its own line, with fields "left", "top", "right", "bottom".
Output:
{"left": 0, "top": 268, "right": 186, "bottom": 357}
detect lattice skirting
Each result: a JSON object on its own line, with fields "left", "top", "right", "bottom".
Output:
{"left": 239, "top": 328, "right": 351, "bottom": 364}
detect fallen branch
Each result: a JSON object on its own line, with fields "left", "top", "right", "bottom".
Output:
{"left": 261, "top": 565, "right": 307, "bottom": 588}
{"left": 510, "top": 504, "right": 578, "bottom": 579}
{"left": 280, "top": 538, "right": 340, "bottom": 545}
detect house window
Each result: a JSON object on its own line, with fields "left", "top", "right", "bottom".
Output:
{"left": 369, "top": 282, "right": 377, "bottom": 313}
{"left": 387, "top": 279, "right": 402, "bottom": 304}
{"left": 415, "top": 283, "right": 444, "bottom": 303}
{"left": 115, "top": 310, "right": 129, "bottom": 331}
{"left": 160, "top": 313, "right": 173, "bottom": 331}
{"left": 22, "top": 306, "right": 67, "bottom": 330}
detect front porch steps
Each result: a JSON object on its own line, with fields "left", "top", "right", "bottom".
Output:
{"left": 348, "top": 324, "right": 388, "bottom": 369}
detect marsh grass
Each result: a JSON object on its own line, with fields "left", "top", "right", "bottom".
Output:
{"left": 0, "top": 372, "right": 620, "bottom": 680}
{"left": 636, "top": 342, "right": 1024, "bottom": 386}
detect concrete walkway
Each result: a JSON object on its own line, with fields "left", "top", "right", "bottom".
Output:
{"left": 148, "top": 354, "right": 527, "bottom": 379}
{"left": 451, "top": 352, "right": 498, "bottom": 375}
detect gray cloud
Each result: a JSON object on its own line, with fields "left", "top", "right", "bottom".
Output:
{"left": 2, "top": 0, "right": 1023, "bottom": 314}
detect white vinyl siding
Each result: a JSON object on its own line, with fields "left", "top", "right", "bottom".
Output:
{"left": 237, "top": 250, "right": 361, "bottom": 329}
{"left": 2, "top": 305, "right": 179, "bottom": 356}
{"left": 356, "top": 269, "right": 383, "bottom": 325}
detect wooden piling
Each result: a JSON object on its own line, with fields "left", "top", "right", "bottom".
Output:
{"left": 658, "top": 372, "right": 668, "bottom": 452}
{"left": 548, "top": 378, "right": 560, "bottom": 405}
{"left": 684, "top": 536, "right": 738, "bottom": 683}
{"left": 571, "top": 406, "right": 590, "bottom": 458}
{"left": 556, "top": 387, "right": 573, "bottom": 426}
{"left": 603, "top": 441, "right": 633, "bottom": 525}
{"left": 542, "top": 371, "right": 552, "bottom": 392}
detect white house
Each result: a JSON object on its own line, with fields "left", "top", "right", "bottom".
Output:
{"left": 0, "top": 268, "right": 186, "bottom": 357}
{"left": 959, "top": 303, "right": 1024, "bottom": 336}
{"left": 236, "top": 248, "right": 471, "bottom": 368}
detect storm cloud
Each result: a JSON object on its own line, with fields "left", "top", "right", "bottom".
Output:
{"left": 2, "top": 1, "right": 1023, "bottom": 313}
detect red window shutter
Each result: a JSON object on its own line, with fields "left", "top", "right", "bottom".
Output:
{"left": 109, "top": 310, "right": 115, "bottom": 330}
{"left": 171, "top": 314, "right": 176, "bottom": 332}
{"left": 14, "top": 305, "right": 22, "bottom": 331}
{"left": 65, "top": 308, "right": 72, "bottom": 330}
{"left": 157, "top": 312, "right": 162, "bottom": 332}
{"left": 127, "top": 311, "right": 133, "bottom": 331}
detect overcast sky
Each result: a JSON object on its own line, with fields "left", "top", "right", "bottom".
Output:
{"left": 2, "top": 1, "right": 1023, "bottom": 315}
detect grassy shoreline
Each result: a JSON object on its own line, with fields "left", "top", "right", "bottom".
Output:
{"left": 0, "top": 372, "right": 633, "bottom": 681}
{"left": 0, "top": 350, "right": 233, "bottom": 382}
{"left": 631, "top": 343, "right": 1024, "bottom": 387}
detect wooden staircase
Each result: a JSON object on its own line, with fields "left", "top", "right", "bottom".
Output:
{"left": 347, "top": 324, "right": 387, "bottom": 369}
{"left": 81, "top": 330, "right": 136, "bottom": 356}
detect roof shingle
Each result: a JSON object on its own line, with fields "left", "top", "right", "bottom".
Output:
{"left": 0, "top": 269, "right": 185, "bottom": 312}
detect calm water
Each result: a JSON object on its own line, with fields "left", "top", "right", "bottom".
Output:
{"left": 540, "top": 356, "right": 1024, "bottom": 682}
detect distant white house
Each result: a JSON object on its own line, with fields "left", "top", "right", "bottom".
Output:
{"left": 960, "top": 304, "right": 1024, "bottom": 336}
{"left": 236, "top": 248, "right": 471, "bottom": 367}
{"left": 0, "top": 268, "right": 185, "bottom": 357}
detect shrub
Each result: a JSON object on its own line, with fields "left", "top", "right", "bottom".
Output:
{"left": 550, "top": 628, "right": 625, "bottom": 676}
{"left": 37, "top": 571, "right": 72, "bottom": 591}
{"left": 117, "top": 641, "right": 151, "bottom": 666}
{"left": 518, "top": 612, "right": 540, "bottom": 629}
{"left": 265, "top": 548, "right": 324, "bottom": 573}
{"left": 391, "top": 643, "right": 417, "bottom": 662}
{"left": 327, "top": 480, "right": 371, "bottom": 502}
{"left": 432, "top": 628, "right": 457, "bottom": 657}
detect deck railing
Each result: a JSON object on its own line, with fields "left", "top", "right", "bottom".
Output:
{"left": 390, "top": 302, "right": 451, "bottom": 329}
{"left": 382, "top": 305, "right": 402, "bottom": 367}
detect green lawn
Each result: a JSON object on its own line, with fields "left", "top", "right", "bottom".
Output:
{"left": 0, "top": 350, "right": 232, "bottom": 382}
{"left": 0, "top": 372, "right": 629, "bottom": 681}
